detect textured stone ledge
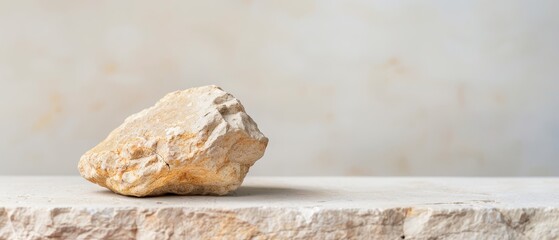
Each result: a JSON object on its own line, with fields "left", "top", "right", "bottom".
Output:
{"left": 0, "top": 177, "right": 558, "bottom": 239}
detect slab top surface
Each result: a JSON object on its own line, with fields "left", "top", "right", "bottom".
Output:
{"left": 0, "top": 176, "right": 557, "bottom": 209}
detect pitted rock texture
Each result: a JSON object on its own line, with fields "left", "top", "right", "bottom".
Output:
{"left": 1, "top": 207, "right": 559, "bottom": 239}
{"left": 78, "top": 85, "right": 268, "bottom": 197}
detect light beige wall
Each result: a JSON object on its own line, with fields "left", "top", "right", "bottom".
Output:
{"left": 1, "top": 1, "right": 558, "bottom": 175}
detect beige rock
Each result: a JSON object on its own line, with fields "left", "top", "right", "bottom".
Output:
{"left": 78, "top": 85, "right": 268, "bottom": 197}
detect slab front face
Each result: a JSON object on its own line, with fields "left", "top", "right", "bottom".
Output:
{"left": 1, "top": 177, "right": 558, "bottom": 239}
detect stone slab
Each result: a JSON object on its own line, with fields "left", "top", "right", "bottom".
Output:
{"left": 0, "top": 177, "right": 558, "bottom": 239}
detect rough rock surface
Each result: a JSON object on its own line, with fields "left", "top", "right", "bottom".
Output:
{"left": 78, "top": 85, "right": 268, "bottom": 197}
{"left": 3, "top": 207, "right": 559, "bottom": 240}
{"left": 1, "top": 177, "right": 559, "bottom": 239}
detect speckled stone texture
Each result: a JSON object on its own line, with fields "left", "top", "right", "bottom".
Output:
{"left": 1, "top": 177, "right": 558, "bottom": 239}
{"left": 78, "top": 85, "right": 268, "bottom": 197}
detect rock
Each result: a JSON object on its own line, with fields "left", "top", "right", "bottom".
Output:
{"left": 78, "top": 85, "right": 268, "bottom": 197}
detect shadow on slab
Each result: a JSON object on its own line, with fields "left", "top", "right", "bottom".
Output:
{"left": 230, "top": 186, "right": 319, "bottom": 198}
{"left": 93, "top": 186, "right": 324, "bottom": 199}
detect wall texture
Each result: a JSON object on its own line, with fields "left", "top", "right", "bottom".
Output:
{"left": 1, "top": 0, "right": 558, "bottom": 176}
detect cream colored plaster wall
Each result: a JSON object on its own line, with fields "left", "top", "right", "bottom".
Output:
{"left": 1, "top": 1, "right": 558, "bottom": 175}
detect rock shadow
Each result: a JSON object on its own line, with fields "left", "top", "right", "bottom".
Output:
{"left": 229, "top": 186, "right": 318, "bottom": 198}
{"left": 92, "top": 185, "right": 325, "bottom": 200}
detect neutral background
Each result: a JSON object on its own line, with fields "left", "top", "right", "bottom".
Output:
{"left": 1, "top": 0, "right": 558, "bottom": 176}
